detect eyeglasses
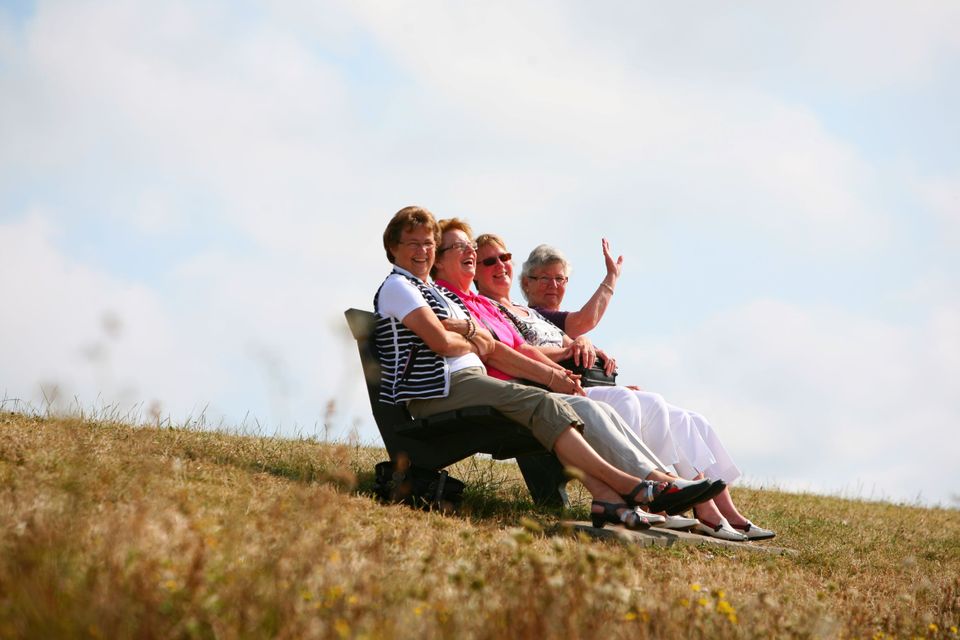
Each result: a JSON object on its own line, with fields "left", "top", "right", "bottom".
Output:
{"left": 401, "top": 240, "right": 436, "bottom": 251}
{"left": 527, "top": 275, "right": 568, "bottom": 286}
{"left": 479, "top": 252, "right": 512, "bottom": 267}
{"left": 438, "top": 241, "right": 477, "bottom": 254}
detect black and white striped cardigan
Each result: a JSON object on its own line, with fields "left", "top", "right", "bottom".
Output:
{"left": 373, "top": 269, "right": 473, "bottom": 405}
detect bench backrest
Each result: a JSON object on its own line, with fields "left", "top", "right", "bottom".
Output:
{"left": 344, "top": 308, "right": 413, "bottom": 455}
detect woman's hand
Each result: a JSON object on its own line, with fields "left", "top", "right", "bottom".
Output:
{"left": 441, "top": 318, "right": 469, "bottom": 335}
{"left": 595, "top": 347, "right": 617, "bottom": 376}
{"left": 602, "top": 238, "right": 623, "bottom": 282}
{"left": 569, "top": 335, "right": 596, "bottom": 369}
{"left": 469, "top": 326, "right": 496, "bottom": 358}
{"left": 565, "top": 372, "right": 586, "bottom": 396}
{"left": 547, "top": 369, "right": 585, "bottom": 396}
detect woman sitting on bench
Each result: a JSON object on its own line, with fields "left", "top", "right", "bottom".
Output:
{"left": 502, "top": 239, "right": 774, "bottom": 541}
{"left": 375, "top": 206, "right": 717, "bottom": 530}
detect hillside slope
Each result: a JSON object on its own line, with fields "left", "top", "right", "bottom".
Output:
{"left": 1, "top": 412, "right": 957, "bottom": 639}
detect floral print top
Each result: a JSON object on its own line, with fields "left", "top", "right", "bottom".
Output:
{"left": 495, "top": 301, "right": 565, "bottom": 348}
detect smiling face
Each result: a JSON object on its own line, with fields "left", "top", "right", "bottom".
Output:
{"left": 475, "top": 241, "right": 513, "bottom": 301}
{"left": 433, "top": 228, "right": 477, "bottom": 290}
{"left": 390, "top": 225, "right": 436, "bottom": 281}
{"left": 522, "top": 261, "right": 568, "bottom": 310}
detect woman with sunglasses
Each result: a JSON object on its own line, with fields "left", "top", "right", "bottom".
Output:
{"left": 473, "top": 233, "right": 776, "bottom": 542}
{"left": 374, "top": 206, "right": 717, "bottom": 531}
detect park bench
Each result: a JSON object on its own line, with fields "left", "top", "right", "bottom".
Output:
{"left": 344, "top": 308, "right": 570, "bottom": 507}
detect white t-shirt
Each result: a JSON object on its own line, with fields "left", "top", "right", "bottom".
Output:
{"left": 378, "top": 272, "right": 485, "bottom": 375}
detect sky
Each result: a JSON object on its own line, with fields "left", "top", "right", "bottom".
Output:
{"left": 1, "top": 0, "right": 958, "bottom": 507}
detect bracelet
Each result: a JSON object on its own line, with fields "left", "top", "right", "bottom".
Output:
{"left": 547, "top": 369, "right": 556, "bottom": 389}
{"left": 465, "top": 317, "right": 477, "bottom": 340}
{"left": 601, "top": 282, "right": 615, "bottom": 294}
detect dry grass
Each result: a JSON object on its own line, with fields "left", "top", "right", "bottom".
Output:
{"left": 1, "top": 410, "right": 958, "bottom": 639}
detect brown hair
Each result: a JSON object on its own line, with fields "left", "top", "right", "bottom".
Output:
{"left": 382, "top": 206, "right": 440, "bottom": 264}
{"left": 475, "top": 232, "right": 508, "bottom": 252}
{"left": 438, "top": 217, "right": 474, "bottom": 241}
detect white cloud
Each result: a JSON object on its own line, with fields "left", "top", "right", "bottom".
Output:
{"left": 609, "top": 297, "right": 960, "bottom": 506}
{"left": 550, "top": 1, "right": 960, "bottom": 92}
{"left": 800, "top": 0, "right": 960, "bottom": 90}
{"left": 0, "top": 213, "right": 373, "bottom": 437}
{"left": 0, "top": 0, "right": 381, "bottom": 252}
{"left": 915, "top": 173, "right": 960, "bottom": 239}
{"left": 346, "top": 2, "right": 890, "bottom": 252}
{"left": 2, "top": 0, "right": 905, "bottom": 259}
{"left": 0, "top": 213, "right": 219, "bottom": 416}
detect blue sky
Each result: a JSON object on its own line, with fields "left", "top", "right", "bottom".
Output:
{"left": 1, "top": 1, "right": 958, "bottom": 506}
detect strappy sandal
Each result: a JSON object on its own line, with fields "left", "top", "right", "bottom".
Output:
{"left": 621, "top": 478, "right": 724, "bottom": 515}
{"left": 590, "top": 501, "right": 653, "bottom": 531}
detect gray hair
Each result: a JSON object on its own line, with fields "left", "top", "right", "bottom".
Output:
{"left": 520, "top": 244, "right": 571, "bottom": 301}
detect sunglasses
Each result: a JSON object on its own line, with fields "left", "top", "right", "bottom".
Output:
{"left": 480, "top": 252, "right": 512, "bottom": 267}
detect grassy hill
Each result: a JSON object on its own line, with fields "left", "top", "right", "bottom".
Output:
{"left": 1, "top": 411, "right": 957, "bottom": 639}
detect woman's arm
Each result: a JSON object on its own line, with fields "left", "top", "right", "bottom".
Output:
{"left": 562, "top": 238, "right": 622, "bottom": 339}
{"left": 485, "top": 343, "right": 584, "bottom": 395}
{"left": 403, "top": 307, "right": 493, "bottom": 357}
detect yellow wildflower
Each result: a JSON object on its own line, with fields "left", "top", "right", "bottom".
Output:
{"left": 717, "top": 600, "right": 736, "bottom": 616}
{"left": 624, "top": 612, "right": 638, "bottom": 621}
{"left": 691, "top": 583, "right": 702, "bottom": 592}
{"left": 334, "top": 619, "right": 350, "bottom": 639}
{"left": 326, "top": 586, "right": 344, "bottom": 601}
{"left": 679, "top": 598, "right": 691, "bottom": 607}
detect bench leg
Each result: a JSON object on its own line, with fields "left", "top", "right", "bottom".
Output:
{"left": 515, "top": 453, "right": 570, "bottom": 508}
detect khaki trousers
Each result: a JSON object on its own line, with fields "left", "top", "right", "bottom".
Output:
{"left": 407, "top": 367, "right": 581, "bottom": 451}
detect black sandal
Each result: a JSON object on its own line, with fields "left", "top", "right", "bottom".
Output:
{"left": 590, "top": 501, "right": 652, "bottom": 531}
{"left": 621, "top": 478, "right": 722, "bottom": 515}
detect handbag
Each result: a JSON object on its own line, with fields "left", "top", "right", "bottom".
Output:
{"left": 373, "top": 460, "right": 465, "bottom": 511}
{"left": 558, "top": 356, "right": 618, "bottom": 387}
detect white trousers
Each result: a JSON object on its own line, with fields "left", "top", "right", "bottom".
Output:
{"left": 674, "top": 410, "right": 741, "bottom": 483}
{"left": 556, "top": 394, "right": 662, "bottom": 480}
{"left": 584, "top": 387, "right": 742, "bottom": 483}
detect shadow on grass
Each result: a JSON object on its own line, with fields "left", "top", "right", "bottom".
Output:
{"left": 167, "top": 428, "right": 580, "bottom": 528}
